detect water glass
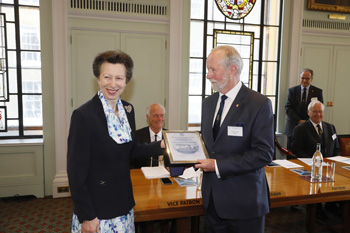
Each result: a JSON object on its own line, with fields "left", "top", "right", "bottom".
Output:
{"left": 326, "top": 162, "right": 336, "bottom": 181}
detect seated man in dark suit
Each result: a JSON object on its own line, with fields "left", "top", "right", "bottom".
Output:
{"left": 131, "top": 103, "right": 166, "bottom": 168}
{"left": 291, "top": 100, "right": 341, "bottom": 221}
{"left": 291, "top": 100, "right": 340, "bottom": 158}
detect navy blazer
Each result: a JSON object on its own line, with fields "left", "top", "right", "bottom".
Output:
{"left": 284, "top": 85, "right": 323, "bottom": 137}
{"left": 291, "top": 120, "right": 341, "bottom": 158}
{"left": 201, "top": 83, "right": 274, "bottom": 219}
{"left": 67, "top": 94, "right": 164, "bottom": 223}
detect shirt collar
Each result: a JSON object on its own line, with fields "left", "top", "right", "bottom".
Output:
{"left": 219, "top": 81, "right": 242, "bottom": 101}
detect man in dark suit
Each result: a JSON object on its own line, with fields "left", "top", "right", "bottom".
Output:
{"left": 131, "top": 103, "right": 166, "bottom": 168}
{"left": 284, "top": 68, "right": 323, "bottom": 150}
{"left": 195, "top": 46, "right": 274, "bottom": 233}
{"left": 291, "top": 100, "right": 341, "bottom": 158}
{"left": 291, "top": 100, "right": 341, "bottom": 221}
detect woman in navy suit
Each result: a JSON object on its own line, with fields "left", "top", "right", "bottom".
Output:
{"left": 67, "top": 50, "right": 165, "bottom": 233}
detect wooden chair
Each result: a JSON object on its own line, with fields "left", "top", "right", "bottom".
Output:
{"left": 275, "top": 134, "right": 297, "bottom": 160}
{"left": 338, "top": 134, "right": 350, "bottom": 156}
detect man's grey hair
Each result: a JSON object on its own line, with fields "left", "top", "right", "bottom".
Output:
{"left": 146, "top": 103, "right": 166, "bottom": 116}
{"left": 211, "top": 45, "right": 244, "bottom": 75}
{"left": 308, "top": 100, "right": 324, "bottom": 111}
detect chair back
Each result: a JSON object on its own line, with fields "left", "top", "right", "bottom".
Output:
{"left": 339, "top": 135, "right": 350, "bottom": 156}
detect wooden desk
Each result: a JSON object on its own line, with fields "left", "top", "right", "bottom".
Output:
{"left": 131, "top": 158, "right": 350, "bottom": 233}
{"left": 131, "top": 170, "right": 204, "bottom": 233}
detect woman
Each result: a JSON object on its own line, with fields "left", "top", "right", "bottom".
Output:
{"left": 67, "top": 50, "right": 165, "bottom": 233}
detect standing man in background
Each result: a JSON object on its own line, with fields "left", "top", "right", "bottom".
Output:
{"left": 284, "top": 68, "right": 323, "bottom": 150}
{"left": 131, "top": 103, "right": 166, "bottom": 168}
{"left": 195, "top": 45, "right": 274, "bottom": 233}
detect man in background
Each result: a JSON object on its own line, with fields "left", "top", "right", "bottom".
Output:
{"left": 291, "top": 100, "right": 340, "bottom": 158}
{"left": 284, "top": 68, "right": 323, "bottom": 150}
{"left": 195, "top": 45, "right": 274, "bottom": 233}
{"left": 291, "top": 100, "right": 341, "bottom": 221}
{"left": 131, "top": 103, "right": 166, "bottom": 168}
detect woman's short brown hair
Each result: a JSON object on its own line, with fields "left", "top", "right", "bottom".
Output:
{"left": 92, "top": 50, "right": 134, "bottom": 83}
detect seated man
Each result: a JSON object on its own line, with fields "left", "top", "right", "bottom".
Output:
{"left": 291, "top": 100, "right": 340, "bottom": 158}
{"left": 131, "top": 103, "right": 166, "bottom": 168}
{"left": 291, "top": 100, "right": 342, "bottom": 220}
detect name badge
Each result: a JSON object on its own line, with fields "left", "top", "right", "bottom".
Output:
{"left": 332, "top": 134, "right": 337, "bottom": 140}
{"left": 228, "top": 126, "right": 243, "bottom": 137}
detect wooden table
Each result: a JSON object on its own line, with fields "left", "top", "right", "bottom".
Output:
{"left": 266, "top": 158, "right": 350, "bottom": 233}
{"left": 131, "top": 157, "right": 350, "bottom": 233}
{"left": 131, "top": 170, "right": 204, "bottom": 233}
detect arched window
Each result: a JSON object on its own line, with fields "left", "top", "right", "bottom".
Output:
{"left": 188, "top": 0, "right": 282, "bottom": 130}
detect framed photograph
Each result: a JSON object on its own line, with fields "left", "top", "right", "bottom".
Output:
{"left": 163, "top": 131, "right": 209, "bottom": 165}
{"left": 308, "top": 0, "right": 350, "bottom": 13}
{"left": 0, "top": 106, "right": 7, "bottom": 132}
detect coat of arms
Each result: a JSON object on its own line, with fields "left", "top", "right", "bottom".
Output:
{"left": 215, "top": 0, "right": 256, "bottom": 20}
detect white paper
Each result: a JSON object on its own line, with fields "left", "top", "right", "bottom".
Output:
{"left": 179, "top": 167, "right": 197, "bottom": 179}
{"left": 327, "top": 156, "right": 350, "bottom": 165}
{"left": 141, "top": 166, "right": 170, "bottom": 179}
{"left": 298, "top": 158, "right": 313, "bottom": 166}
{"left": 273, "top": 159, "right": 303, "bottom": 168}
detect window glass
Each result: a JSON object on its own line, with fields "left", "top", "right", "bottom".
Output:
{"left": 19, "top": 0, "right": 39, "bottom": 6}
{"left": 3, "top": 94, "right": 18, "bottom": 118}
{"left": 188, "top": 96, "right": 202, "bottom": 124}
{"left": 191, "top": 0, "right": 204, "bottom": 20}
{"left": 263, "top": 26, "right": 279, "bottom": 61}
{"left": 19, "top": 7, "right": 40, "bottom": 50}
{"left": 6, "top": 23, "right": 16, "bottom": 50}
{"left": 0, "top": 1, "right": 41, "bottom": 138}
{"left": 0, "top": 6, "right": 15, "bottom": 21}
{"left": 8, "top": 68, "right": 17, "bottom": 93}
{"left": 190, "top": 21, "right": 204, "bottom": 58}
{"left": 22, "top": 68, "right": 41, "bottom": 93}
{"left": 23, "top": 94, "right": 42, "bottom": 127}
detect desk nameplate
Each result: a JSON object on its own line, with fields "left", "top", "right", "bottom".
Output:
{"left": 319, "top": 185, "right": 350, "bottom": 193}
{"left": 270, "top": 191, "right": 286, "bottom": 197}
{"left": 159, "top": 198, "right": 202, "bottom": 208}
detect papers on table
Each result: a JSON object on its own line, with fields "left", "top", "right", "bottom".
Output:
{"left": 141, "top": 166, "right": 170, "bottom": 179}
{"left": 179, "top": 167, "right": 198, "bottom": 179}
{"left": 327, "top": 156, "right": 350, "bottom": 165}
{"left": 272, "top": 159, "right": 303, "bottom": 168}
{"left": 298, "top": 158, "right": 313, "bottom": 166}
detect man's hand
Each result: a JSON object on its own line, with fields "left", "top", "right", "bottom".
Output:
{"left": 195, "top": 159, "right": 216, "bottom": 172}
{"left": 81, "top": 217, "right": 100, "bottom": 233}
{"left": 298, "top": 120, "right": 306, "bottom": 124}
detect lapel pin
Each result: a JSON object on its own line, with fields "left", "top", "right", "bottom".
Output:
{"left": 124, "top": 105, "right": 132, "bottom": 113}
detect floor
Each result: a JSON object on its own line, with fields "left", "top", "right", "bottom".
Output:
{"left": 0, "top": 195, "right": 344, "bottom": 233}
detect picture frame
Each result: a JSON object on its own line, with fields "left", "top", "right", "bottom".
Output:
{"left": 163, "top": 130, "right": 209, "bottom": 165}
{"left": 308, "top": 0, "right": 350, "bottom": 13}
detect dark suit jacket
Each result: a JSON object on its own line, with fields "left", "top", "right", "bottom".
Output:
{"left": 131, "top": 126, "right": 165, "bottom": 168}
{"left": 201, "top": 83, "right": 274, "bottom": 220}
{"left": 67, "top": 94, "right": 164, "bottom": 223}
{"left": 284, "top": 85, "right": 323, "bottom": 137}
{"left": 291, "top": 120, "right": 341, "bottom": 158}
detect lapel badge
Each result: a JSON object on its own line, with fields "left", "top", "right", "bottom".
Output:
{"left": 236, "top": 104, "right": 239, "bottom": 108}
{"left": 124, "top": 105, "right": 132, "bottom": 113}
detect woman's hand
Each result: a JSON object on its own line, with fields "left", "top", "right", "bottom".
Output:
{"left": 81, "top": 217, "right": 100, "bottom": 233}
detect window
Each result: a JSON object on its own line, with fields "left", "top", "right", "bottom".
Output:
{"left": 188, "top": 0, "right": 282, "bottom": 130}
{"left": 0, "top": 0, "right": 42, "bottom": 138}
